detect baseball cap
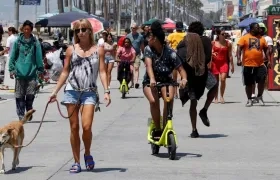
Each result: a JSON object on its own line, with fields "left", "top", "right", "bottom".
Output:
{"left": 176, "top": 22, "right": 184, "bottom": 30}
{"left": 103, "top": 21, "right": 110, "bottom": 29}
{"left": 258, "top": 22, "right": 267, "bottom": 33}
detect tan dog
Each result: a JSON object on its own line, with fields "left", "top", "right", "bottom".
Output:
{"left": 0, "top": 109, "right": 35, "bottom": 174}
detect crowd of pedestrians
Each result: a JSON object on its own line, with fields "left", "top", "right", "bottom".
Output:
{"left": 0, "top": 18, "right": 274, "bottom": 173}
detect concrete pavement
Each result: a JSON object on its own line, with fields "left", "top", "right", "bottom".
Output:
{"left": 0, "top": 65, "right": 280, "bottom": 180}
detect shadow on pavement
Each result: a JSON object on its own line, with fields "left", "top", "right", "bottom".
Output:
{"left": 84, "top": 168, "right": 127, "bottom": 173}
{"left": 37, "top": 91, "right": 52, "bottom": 94}
{"left": 27, "top": 120, "right": 57, "bottom": 123}
{"left": 223, "top": 101, "right": 242, "bottom": 104}
{"left": 5, "top": 166, "right": 45, "bottom": 174}
{"left": 124, "top": 96, "right": 144, "bottom": 99}
{"left": 154, "top": 152, "right": 202, "bottom": 160}
{"left": 199, "top": 134, "right": 228, "bottom": 138}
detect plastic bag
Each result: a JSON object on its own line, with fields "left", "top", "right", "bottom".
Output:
{"left": 46, "top": 48, "right": 63, "bottom": 81}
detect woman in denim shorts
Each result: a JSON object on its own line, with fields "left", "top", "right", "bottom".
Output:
{"left": 104, "top": 33, "right": 117, "bottom": 88}
{"left": 49, "top": 19, "right": 111, "bottom": 173}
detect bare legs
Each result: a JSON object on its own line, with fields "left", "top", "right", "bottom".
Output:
{"left": 107, "top": 62, "right": 114, "bottom": 88}
{"left": 143, "top": 86, "right": 175, "bottom": 129}
{"left": 144, "top": 87, "right": 160, "bottom": 129}
{"left": 67, "top": 104, "right": 95, "bottom": 164}
{"left": 133, "top": 66, "right": 139, "bottom": 88}
{"left": 214, "top": 73, "right": 227, "bottom": 104}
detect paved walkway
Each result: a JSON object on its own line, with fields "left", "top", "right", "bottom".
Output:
{"left": 0, "top": 65, "right": 279, "bottom": 180}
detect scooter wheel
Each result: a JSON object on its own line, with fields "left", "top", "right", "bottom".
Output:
{"left": 121, "top": 85, "right": 126, "bottom": 99}
{"left": 151, "top": 144, "right": 160, "bottom": 154}
{"left": 167, "top": 133, "right": 176, "bottom": 160}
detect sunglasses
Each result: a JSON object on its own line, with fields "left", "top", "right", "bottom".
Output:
{"left": 74, "top": 28, "right": 88, "bottom": 34}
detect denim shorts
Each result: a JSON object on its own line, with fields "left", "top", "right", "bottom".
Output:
{"left": 62, "top": 90, "right": 97, "bottom": 105}
{"left": 105, "top": 55, "right": 114, "bottom": 64}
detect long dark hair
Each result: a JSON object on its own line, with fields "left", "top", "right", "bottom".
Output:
{"left": 122, "top": 37, "right": 132, "bottom": 47}
{"left": 105, "top": 33, "right": 113, "bottom": 43}
{"left": 150, "top": 21, "right": 165, "bottom": 45}
{"left": 215, "top": 29, "right": 225, "bottom": 41}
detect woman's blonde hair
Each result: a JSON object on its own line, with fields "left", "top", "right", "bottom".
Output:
{"left": 73, "top": 19, "right": 94, "bottom": 46}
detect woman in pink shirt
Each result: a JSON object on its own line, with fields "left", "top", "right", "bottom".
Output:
{"left": 116, "top": 38, "right": 136, "bottom": 85}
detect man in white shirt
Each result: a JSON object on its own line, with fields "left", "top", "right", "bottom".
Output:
{"left": 0, "top": 27, "right": 18, "bottom": 56}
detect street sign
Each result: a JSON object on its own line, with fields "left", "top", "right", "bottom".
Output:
{"left": 20, "top": 0, "right": 41, "bottom": 5}
{"left": 267, "top": 5, "right": 280, "bottom": 15}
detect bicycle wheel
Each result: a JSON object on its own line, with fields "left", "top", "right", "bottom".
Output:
{"left": 167, "top": 133, "right": 176, "bottom": 160}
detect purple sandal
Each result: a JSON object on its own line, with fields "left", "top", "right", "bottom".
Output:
{"left": 84, "top": 154, "right": 95, "bottom": 171}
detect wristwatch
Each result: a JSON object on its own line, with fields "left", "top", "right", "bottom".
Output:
{"left": 104, "top": 89, "right": 110, "bottom": 94}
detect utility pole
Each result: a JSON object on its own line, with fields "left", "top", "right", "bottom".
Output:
{"left": 15, "top": 0, "right": 19, "bottom": 30}
{"left": 69, "top": 0, "right": 72, "bottom": 11}
{"left": 48, "top": 0, "right": 50, "bottom": 13}
{"left": 131, "top": 0, "right": 134, "bottom": 25}
{"left": 45, "top": 0, "right": 48, "bottom": 13}
{"left": 117, "top": 0, "right": 121, "bottom": 36}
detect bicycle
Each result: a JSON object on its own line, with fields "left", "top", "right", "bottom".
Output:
{"left": 147, "top": 82, "right": 179, "bottom": 160}
{"left": 115, "top": 60, "right": 134, "bottom": 99}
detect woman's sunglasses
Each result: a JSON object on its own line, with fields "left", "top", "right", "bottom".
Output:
{"left": 74, "top": 28, "right": 88, "bottom": 34}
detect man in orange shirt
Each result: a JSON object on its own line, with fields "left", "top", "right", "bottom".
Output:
{"left": 237, "top": 23, "right": 269, "bottom": 107}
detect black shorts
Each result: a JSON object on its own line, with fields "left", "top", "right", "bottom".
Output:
{"left": 243, "top": 65, "right": 267, "bottom": 86}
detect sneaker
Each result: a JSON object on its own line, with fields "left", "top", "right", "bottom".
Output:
{"left": 246, "top": 99, "right": 253, "bottom": 107}
{"left": 190, "top": 129, "right": 199, "bottom": 138}
{"left": 252, "top": 96, "right": 259, "bottom": 104}
{"left": 135, "top": 83, "right": 139, "bottom": 89}
{"left": 256, "top": 96, "right": 265, "bottom": 106}
{"left": 151, "top": 129, "right": 162, "bottom": 141}
{"left": 199, "top": 108, "right": 210, "bottom": 127}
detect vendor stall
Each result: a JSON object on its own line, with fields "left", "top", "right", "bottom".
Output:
{"left": 266, "top": 5, "right": 280, "bottom": 90}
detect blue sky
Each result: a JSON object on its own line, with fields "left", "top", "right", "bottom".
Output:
{"left": 0, "top": 0, "right": 57, "bottom": 23}
{"left": 0, "top": 0, "right": 142, "bottom": 24}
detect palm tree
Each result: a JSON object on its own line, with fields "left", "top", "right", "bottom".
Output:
{"left": 163, "top": 0, "right": 166, "bottom": 20}
{"left": 57, "top": 0, "right": 64, "bottom": 13}
{"left": 89, "top": 0, "right": 96, "bottom": 14}
{"left": 84, "top": 0, "right": 90, "bottom": 13}
{"left": 103, "top": 0, "right": 108, "bottom": 20}
{"left": 78, "top": 0, "right": 82, "bottom": 9}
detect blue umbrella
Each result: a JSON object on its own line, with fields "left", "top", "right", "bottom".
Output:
{"left": 238, "top": 17, "right": 262, "bottom": 28}
{"left": 35, "top": 11, "right": 95, "bottom": 27}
